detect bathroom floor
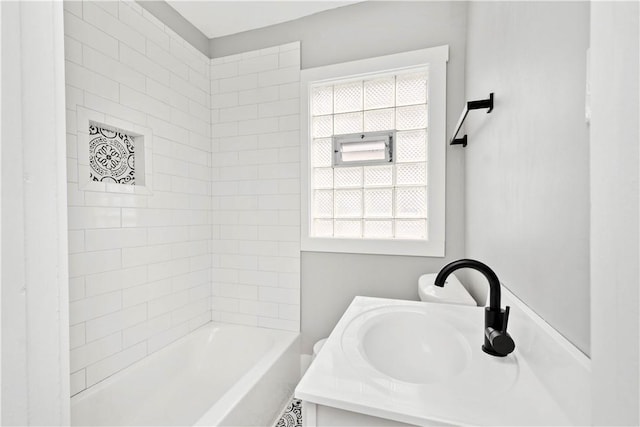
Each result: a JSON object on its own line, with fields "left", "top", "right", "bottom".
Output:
{"left": 275, "top": 398, "right": 302, "bottom": 427}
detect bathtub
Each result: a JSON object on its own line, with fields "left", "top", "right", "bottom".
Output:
{"left": 71, "top": 322, "right": 300, "bottom": 426}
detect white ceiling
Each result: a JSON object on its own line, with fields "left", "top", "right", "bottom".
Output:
{"left": 166, "top": 1, "right": 361, "bottom": 39}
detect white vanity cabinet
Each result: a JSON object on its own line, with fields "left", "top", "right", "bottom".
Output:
{"left": 302, "top": 401, "right": 431, "bottom": 427}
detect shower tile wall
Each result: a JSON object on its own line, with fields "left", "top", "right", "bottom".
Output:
{"left": 210, "top": 43, "right": 301, "bottom": 331}
{"left": 64, "top": 1, "right": 212, "bottom": 395}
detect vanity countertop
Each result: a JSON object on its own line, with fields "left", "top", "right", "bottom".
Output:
{"left": 295, "top": 296, "right": 573, "bottom": 426}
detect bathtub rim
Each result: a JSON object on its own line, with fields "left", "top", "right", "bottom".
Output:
{"left": 70, "top": 321, "right": 300, "bottom": 426}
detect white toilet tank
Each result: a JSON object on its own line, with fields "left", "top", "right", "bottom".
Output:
{"left": 418, "top": 272, "right": 477, "bottom": 306}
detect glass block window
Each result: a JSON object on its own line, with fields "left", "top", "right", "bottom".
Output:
{"left": 309, "top": 69, "right": 428, "bottom": 240}
{"left": 89, "top": 124, "right": 136, "bottom": 185}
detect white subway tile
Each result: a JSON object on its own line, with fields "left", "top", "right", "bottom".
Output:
{"left": 210, "top": 62, "right": 239, "bottom": 81}
{"left": 65, "top": 86, "right": 84, "bottom": 111}
{"left": 213, "top": 282, "right": 258, "bottom": 300}
{"left": 238, "top": 300, "right": 278, "bottom": 318}
{"left": 258, "top": 287, "right": 299, "bottom": 305}
{"left": 69, "top": 290, "right": 122, "bottom": 324}
{"left": 63, "top": 1, "right": 82, "bottom": 17}
{"left": 70, "top": 370, "right": 86, "bottom": 396}
{"left": 257, "top": 131, "right": 298, "bottom": 150}
{"left": 83, "top": 45, "right": 146, "bottom": 90}
{"left": 83, "top": 1, "right": 145, "bottom": 53}
{"left": 279, "top": 50, "right": 300, "bottom": 68}
{"left": 237, "top": 270, "right": 278, "bottom": 287}
{"left": 69, "top": 277, "right": 85, "bottom": 301}
{"left": 123, "top": 313, "right": 171, "bottom": 348}
{"left": 278, "top": 272, "right": 300, "bottom": 289}
{"left": 239, "top": 86, "right": 279, "bottom": 105}
{"left": 119, "top": 2, "right": 169, "bottom": 50}
{"left": 68, "top": 230, "right": 85, "bottom": 254}
{"left": 147, "top": 322, "right": 190, "bottom": 353}
{"left": 123, "top": 278, "right": 172, "bottom": 307}
{"left": 65, "top": 61, "right": 119, "bottom": 101}
{"left": 120, "top": 86, "right": 171, "bottom": 121}
{"left": 70, "top": 332, "right": 122, "bottom": 371}
{"left": 85, "top": 228, "right": 147, "bottom": 251}
{"left": 258, "top": 99, "right": 299, "bottom": 118}
{"left": 83, "top": 92, "right": 147, "bottom": 125}
{"left": 279, "top": 114, "right": 300, "bottom": 131}
{"left": 147, "top": 40, "right": 188, "bottom": 80}
{"left": 70, "top": 323, "right": 86, "bottom": 349}
{"left": 279, "top": 303, "right": 300, "bottom": 321}
{"left": 279, "top": 42, "right": 300, "bottom": 52}
{"left": 147, "top": 116, "right": 189, "bottom": 143}
{"left": 64, "top": 11, "right": 118, "bottom": 59}
{"left": 65, "top": 35, "right": 82, "bottom": 64}
{"left": 147, "top": 258, "right": 190, "bottom": 282}
{"left": 189, "top": 69, "right": 210, "bottom": 93}
{"left": 171, "top": 299, "right": 209, "bottom": 326}
{"left": 171, "top": 74, "right": 207, "bottom": 106}
{"left": 85, "top": 304, "right": 146, "bottom": 342}
{"left": 69, "top": 249, "right": 122, "bottom": 278}
{"left": 219, "top": 105, "right": 258, "bottom": 123}
{"left": 146, "top": 77, "right": 189, "bottom": 111}
{"left": 147, "top": 226, "right": 190, "bottom": 245}
{"left": 120, "top": 44, "right": 170, "bottom": 86}
{"left": 189, "top": 100, "right": 211, "bottom": 123}
{"left": 171, "top": 108, "right": 209, "bottom": 137}
{"left": 85, "top": 266, "right": 147, "bottom": 297}
{"left": 238, "top": 118, "right": 279, "bottom": 136}
{"left": 219, "top": 312, "right": 257, "bottom": 327}
{"left": 122, "top": 244, "right": 173, "bottom": 268}
{"left": 121, "top": 208, "right": 173, "bottom": 228}
{"left": 279, "top": 82, "right": 300, "bottom": 100}
{"left": 148, "top": 290, "right": 188, "bottom": 318}
{"left": 86, "top": 342, "right": 147, "bottom": 387}
{"left": 258, "top": 317, "right": 298, "bottom": 332}
{"left": 238, "top": 54, "right": 279, "bottom": 75}
{"left": 258, "top": 67, "right": 300, "bottom": 87}
{"left": 219, "top": 74, "right": 258, "bottom": 93}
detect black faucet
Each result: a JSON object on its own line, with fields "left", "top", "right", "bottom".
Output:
{"left": 434, "top": 259, "right": 515, "bottom": 357}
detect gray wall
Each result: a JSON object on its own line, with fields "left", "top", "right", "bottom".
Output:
{"left": 464, "top": 2, "right": 591, "bottom": 354}
{"left": 211, "top": 1, "right": 469, "bottom": 352}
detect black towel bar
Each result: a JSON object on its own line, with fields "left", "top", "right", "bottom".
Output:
{"left": 450, "top": 93, "right": 494, "bottom": 147}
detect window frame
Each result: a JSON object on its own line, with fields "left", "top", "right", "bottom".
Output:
{"left": 300, "top": 45, "right": 448, "bottom": 257}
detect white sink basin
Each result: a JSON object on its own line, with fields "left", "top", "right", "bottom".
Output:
{"left": 297, "top": 297, "right": 573, "bottom": 427}
{"left": 341, "top": 303, "right": 519, "bottom": 397}
{"left": 358, "top": 310, "right": 470, "bottom": 383}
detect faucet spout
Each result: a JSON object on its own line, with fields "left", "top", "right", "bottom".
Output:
{"left": 434, "top": 258, "right": 515, "bottom": 357}
{"left": 434, "top": 259, "right": 501, "bottom": 310}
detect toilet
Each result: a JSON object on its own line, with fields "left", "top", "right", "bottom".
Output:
{"left": 312, "top": 272, "right": 476, "bottom": 359}
{"left": 418, "top": 272, "right": 477, "bottom": 306}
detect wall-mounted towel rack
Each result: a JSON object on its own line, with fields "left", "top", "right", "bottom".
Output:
{"left": 450, "top": 93, "right": 494, "bottom": 147}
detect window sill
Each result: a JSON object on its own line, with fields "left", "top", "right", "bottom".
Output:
{"left": 301, "top": 236, "right": 444, "bottom": 257}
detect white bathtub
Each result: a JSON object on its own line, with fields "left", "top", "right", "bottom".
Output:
{"left": 71, "top": 322, "right": 300, "bottom": 426}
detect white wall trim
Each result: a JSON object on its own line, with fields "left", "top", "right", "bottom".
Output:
{"left": 300, "top": 45, "right": 449, "bottom": 257}
{"left": 1, "top": 1, "right": 70, "bottom": 423}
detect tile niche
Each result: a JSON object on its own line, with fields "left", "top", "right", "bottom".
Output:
{"left": 75, "top": 107, "right": 153, "bottom": 194}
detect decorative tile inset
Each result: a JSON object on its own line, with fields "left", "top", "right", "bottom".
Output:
{"left": 275, "top": 398, "right": 302, "bottom": 427}
{"left": 89, "top": 124, "right": 135, "bottom": 185}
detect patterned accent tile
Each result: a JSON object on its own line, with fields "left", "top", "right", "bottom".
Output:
{"left": 89, "top": 124, "right": 135, "bottom": 185}
{"left": 275, "top": 398, "right": 302, "bottom": 427}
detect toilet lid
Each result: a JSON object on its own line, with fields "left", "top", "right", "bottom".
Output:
{"left": 418, "top": 273, "right": 477, "bottom": 306}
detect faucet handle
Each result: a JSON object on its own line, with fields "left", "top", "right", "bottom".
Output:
{"left": 502, "top": 306, "right": 510, "bottom": 332}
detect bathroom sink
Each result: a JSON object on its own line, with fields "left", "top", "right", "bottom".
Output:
{"left": 356, "top": 310, "right": 470, "bottom": 383}
{"left": 340, "top": 302, "right": 519, "bottom": 397}
{"left": 297, "top": 297, "right": 572, "bottom": 427}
